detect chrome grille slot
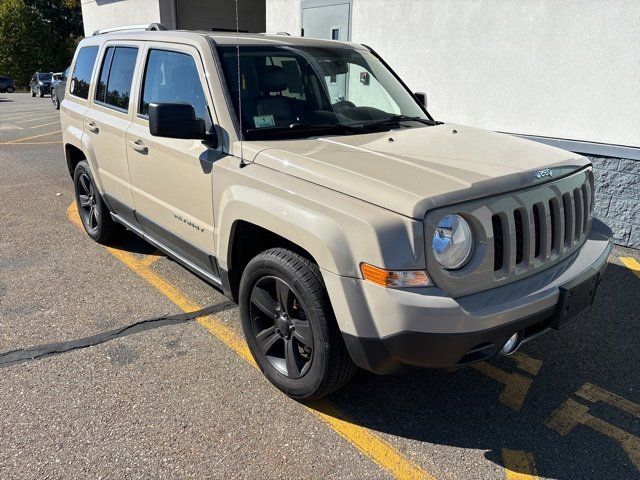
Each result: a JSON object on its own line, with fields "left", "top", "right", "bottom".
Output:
{"left": 532, "top": 204, "right": 541, "bottom": 258}
{"left": 514, "top": 209, "right": 524, "bottom": 265}
{"left": 574, "top": 187, "right": 583, "bottom": 240}
{"left": 549, "top": 199, "right": 557, "bottom": 253}
{"left": 562, "top": 192, "right": 574, "bottom": 247}
{"left": 581, "top": 183, "right": 590, "bottom": 233}
{"left": 492, "top": 214, "right": 504, "bottom": 271}
{"left": 424, "top": 167, "right": 594, "bottom": 298}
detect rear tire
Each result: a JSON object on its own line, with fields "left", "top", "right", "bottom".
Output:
{"left": 239, "top": 248, "right": 356, "bottom": 400}
{"left": 73, "top": 160, "right": 120, "bottom": 244}
{"left": 6, "top": 86, "right": 14, "bottom": 93}
{"left": 52, "top": 92, "right": 59, "bottom": 110}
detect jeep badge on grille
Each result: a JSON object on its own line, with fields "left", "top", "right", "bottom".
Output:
{"left": 534, "top": 168, "right": 553, "bottom": 179}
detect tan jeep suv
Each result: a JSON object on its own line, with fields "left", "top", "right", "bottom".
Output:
{"left": 61, "top": 25, "right": 613, "bottom": 400}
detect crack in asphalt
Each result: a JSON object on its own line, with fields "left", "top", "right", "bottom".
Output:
{"left": 0, "top": 301, "right": 236, "bottom": 367}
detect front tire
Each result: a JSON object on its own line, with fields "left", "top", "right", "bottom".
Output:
{"left": 52, "top": 92, "right": 59, "bottom": 109}
{"left": 240, "top": 248, "right": 356, "bottom": 400}
{"left": 6, "top": 86, "right": 14, "bottom": 93}
{"left": 73, "top": 160, "right": 120, "bottom": 244}
{"left": 39, "top": 88, "right": 44, "bottom": 98}
{"left": 31, "top": 88, "right": 36, "bottom": 97}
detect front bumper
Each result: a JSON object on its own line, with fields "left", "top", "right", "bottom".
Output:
{"left": 326, "top": 219, "right": 613, "bottom": 374}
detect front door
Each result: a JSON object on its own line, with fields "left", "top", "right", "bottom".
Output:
{"left": 302, "top": 0, "right": 352, "bottom": 103}
{"left": 125, "top": 43, "right": 222, "bottom": 276}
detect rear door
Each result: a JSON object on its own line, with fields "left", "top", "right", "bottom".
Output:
{"left": 84, "top": 42, "right": 141, "bottom": 217}
{"left": 62, "top": 44, "right": 100, "bottom": 169}
{"left": 125, "top": 42, "right": 221, "bottom": 275}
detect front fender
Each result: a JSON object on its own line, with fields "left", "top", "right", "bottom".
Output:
{"left": 213, "top": 161, "right": 426, "bottom": 278}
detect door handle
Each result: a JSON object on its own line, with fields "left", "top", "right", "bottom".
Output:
{"left": 86, "top": 122, "right": 99, "bottom": 134}
{"left": 128, "top": 139, "right": 148, "bottom": 155}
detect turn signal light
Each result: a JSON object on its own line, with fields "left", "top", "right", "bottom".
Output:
{"left": 360, "top": 263, "right": 432, "bottom": 288}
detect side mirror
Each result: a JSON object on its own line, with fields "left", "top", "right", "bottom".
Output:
{"left": 414, "top": 92, "right": 427, "bottom": 109}
{"left": 149, "top": 102, "right": 217, "bottom": 147}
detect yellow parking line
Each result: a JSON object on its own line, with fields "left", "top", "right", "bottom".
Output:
{"left": 31, "top": 120, "right": 61, "bottom": 129}
{"left": 1, "top": 111, "right": 52, "bottom": 121}
{"left": 14, "top": 114, "right": 60, "bottom": 124}
{"left": 471, "top": 362, "right": 533, "bottom": 411}
{"left": 140, "top": 251, "right": 164, "bottom": 267}
{"left": 502, "top": 449, "right": 539, "bottom": 480}
{"left": 2, "top": 129, "right": 62, "bottom": 144}
{"left": 620, "top": 257, "right": 640, "bottom": 279}
{"left": 66, "top": 201, "right": 433, "bottom": 480}
{"left": 0, "top": 141, "right": 62, "bottom": 145}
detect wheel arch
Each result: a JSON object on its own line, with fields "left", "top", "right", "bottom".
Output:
{"left": 65, "top": 143, "right": 85, "bottom": 178}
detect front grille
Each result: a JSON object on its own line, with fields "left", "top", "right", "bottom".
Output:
{"left": 425, "top": 167, "right": 594, "bottom": 297}
{"left": 492, "top": 170, "right": 593, "bottom": 275}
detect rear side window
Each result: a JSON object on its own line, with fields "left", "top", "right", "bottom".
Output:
{"left": 95, "top": 46, "right": 138, "bottom": 112}
{"left": 70, "top": 46, "right": 99, "bottom": 99}
{"left": 139, "top": 49, "right": 209, "bottom": 122}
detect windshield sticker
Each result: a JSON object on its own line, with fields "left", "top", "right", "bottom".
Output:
{"left": 253, "top": 115, "right": 275, "bottom": 128}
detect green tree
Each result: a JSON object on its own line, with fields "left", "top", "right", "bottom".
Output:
{"left": 0, "top": 0, "right": 82, "bottom": 88}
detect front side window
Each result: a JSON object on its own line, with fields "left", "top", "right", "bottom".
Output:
{"left": 70, "top": 46, "right": 99, "bottom": 99}
{"left": 95, "top": 46, "right": 138, "bottom": 111}
{"left": 139, "top": 49, "right": 209, "bottom": 123}
{"left": 217, "top": 45, "right": 431, "bottom": 140}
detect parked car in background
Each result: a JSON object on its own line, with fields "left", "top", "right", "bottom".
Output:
{"left": 51, "top": 67, "right": 69, "bottom": 109}
{"left": 30, "top": 72, "right": 53, "bottom": 97}
{"left": 0, "top": 76, "right": 15, "bottom": 93}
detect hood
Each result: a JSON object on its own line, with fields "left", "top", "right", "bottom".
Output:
{"left": 246, "top": 124, "right": 589, "bottom": 218}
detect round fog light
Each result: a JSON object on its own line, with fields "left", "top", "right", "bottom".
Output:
{"left": 501, "top": 333, "right": 519, "bottom": 355}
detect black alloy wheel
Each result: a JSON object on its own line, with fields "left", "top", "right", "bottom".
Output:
{"left": 249, "top": 276, "right": 314, "bottom": 379}
{"left": 73, "top": 160, "right": 120, "bottom": 244}
{"left": 76, "top": 170, "right": 99, "bottom": 236}
{"left": 240, "top": 248, "right": 356, "bottom": 400}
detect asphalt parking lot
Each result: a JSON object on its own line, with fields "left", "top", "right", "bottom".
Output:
{"left": 1, "top": 92, "right": 639, "bottom": 480}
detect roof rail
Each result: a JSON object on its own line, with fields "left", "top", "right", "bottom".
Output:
{"left": 92, "top": 23, "right": 167, "bottom": 36}
{"left": 259, "top": 32, "right": 291, "bottom": 36}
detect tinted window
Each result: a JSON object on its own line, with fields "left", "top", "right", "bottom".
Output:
{"left": 140, "top": 49, "right": 209, "bottom": 122}
{"left": 38, "top": 73, "right": 52, "bottom": 81}
{"left": 95, "top": 46, "right": 138, "bottom": 111}
{"left": 70, "top": 46, "right": 99, "bottom": 99}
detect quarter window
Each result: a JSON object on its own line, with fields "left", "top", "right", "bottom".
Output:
{"left": 139, "top": 49, "right": 209, "bottom": 123}
{"left": 95, "top": 46, "right": 138, "bottom": 112}
{"left": 70, "top": 46, "right": 98, "bottom": 100}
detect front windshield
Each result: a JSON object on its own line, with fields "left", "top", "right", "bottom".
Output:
{"left": 38, "top": 73, "right": 52, "bottom": 81}
{"left": 217, "top": 45, "right": 432, "bottom": 140}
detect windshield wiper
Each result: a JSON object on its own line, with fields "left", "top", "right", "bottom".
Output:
{"left": 366, "top": 115, "right": 437, "bottom": 128}
{"left": 245, "top": 122, "right": 364, "bottom": 139}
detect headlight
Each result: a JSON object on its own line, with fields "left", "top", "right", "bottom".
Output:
{"left": 432, "top": 214, "right": 474, "bottom": 270}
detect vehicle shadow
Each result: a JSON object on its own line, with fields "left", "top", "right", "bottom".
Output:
{"left": 319, "top": 262, "right": 640, "bottom": 479}
{"left": 109, "top": 228, "right": 159, "bottom": 255}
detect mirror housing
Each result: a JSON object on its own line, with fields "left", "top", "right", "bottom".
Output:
{"left": 149, "top": 102, "right": 217, "bottom": 147}
{"left": 414, "top": 92, "right": 427, "bottom": 109}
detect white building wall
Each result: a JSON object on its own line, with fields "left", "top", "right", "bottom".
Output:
{"left": 81, "top": 0, "right": 166, "bottom": 36}
{"left": 267, "top": 0, "right": 640, "bottom": 148}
